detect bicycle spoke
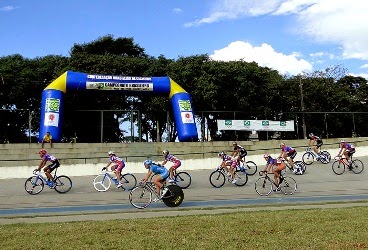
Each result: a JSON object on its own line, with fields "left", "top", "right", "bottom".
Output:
{"left": 93, "top": 174, "right": 111, "bottom": 191}
{"left": 351, "top": 159, "right": 364, "bottom": 174}
{"left": 54, "top": 175, "right": 72, "bottom": 193}
{"left": 209, "top": 171, "right": 225, "bottom": 188}
{"left": 174, "top": 172, "right": 191, "bottom": 189}
{"left": 129, "top": 186, "right": 152, "bottom": 209}
{"left": 120, "top": 173, "right": 137, "bottom": 191}
{"left": 332, "top": 161, "right": 345, "bottom": 175}
{"left": 234, "top": 170, "right": 248, "bottom": 186}
{"left": 255, "top": 177, "right": 272, "bottom": 196}
{"left": 279, "top": 176, "right": 297, "bottom": 195}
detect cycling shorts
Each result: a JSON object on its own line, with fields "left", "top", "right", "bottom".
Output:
{"left": 287, "top": 150, "right": 297, "bottom": 159}
{"left": 169, "top": 161, "right": 181, "bottom": 170}
{"left": 46, "top": 160, "right": 60, "bottom": 171}
{"left": 112, "top": 162, "right": 125, "bottom": 172}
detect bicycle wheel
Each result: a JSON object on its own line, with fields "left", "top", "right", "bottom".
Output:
{"left": 209, "top": 170, "right": 225, "bottom": 188}
{"left": 129, "top": 185, "right": 152, "bottom": 209}
{"left": 302, "top": 152, "right": 314, "bottom": 165}
{"left": 93, "top": 174, "right": 112, "bottom": 192}
{"left": 279, "top": 176, "right": 297, "bottom": 195}
{"left": 294, "top": 161, "right": 306, "bottom": 175}
{"left": 174, "top": 172, "right": 191, "bottom": 189}
{"left": 24, "top": 176, "right": 44, "bottom": 195}
{"left": 244, "top": 161, "right": 257, "bottom": 176}
{"left": 121, "top": 173, "right": 137, "bottom": 190}
{"left": 233, "top": 170, "right": 248, "bottom": 186}
{"left": 54, "top": 175, "right": 72, "bottom": 193}
{"left": 319, "top": 151, "right": 331, "bottom": 164}
{"left": 332, "top": 161, "right": 345, "bottom": 175}
{"left": 321, "top": 151, "right": 331, "bottom": 163}
{"left": 255, "top": 177, "right": 272, "bottom": 196}
{"left": 351, "top": 159, "right": 364, "bottom": 174}
{"left": 162, "top": 185, "right": 184, "bottom": 207}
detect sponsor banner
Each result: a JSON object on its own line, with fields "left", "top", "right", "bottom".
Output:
{"left": 217, "top": 120, "right": 294, "bottom": 131}
{"left": 86, "top": 74, "right": 153, "bottom": 91}
{"left": 44, "top": 112, "right": 59, "bottom": 127}
{"left": 178, "top": 100, "right": 192, "bottom": 112}
{"left": 45, "top": 98, "right": 60, "bottom": 112}
{"left": 181, "top": 112, "right": 195, "bottom": 124}
{"left": 86, "top": 81, "right": 153, "bottom": 91}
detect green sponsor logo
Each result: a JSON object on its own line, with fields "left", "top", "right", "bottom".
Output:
{"left": 225, "top": 120, "right": 232, "bottom": 126}
{"left": 280, "top": 121, "right": 286, "bottom": 126}
{"left": 178, "top": 100, "right": 192, "bottom": 111}
{"left": 45, "top": 98, "right": 60, "bottom": 112}
{"left": 262, "top": 120, "right": 269, "bottom": 126}
{"left": 244, "top": 120, "right": 250, "bottom": 126}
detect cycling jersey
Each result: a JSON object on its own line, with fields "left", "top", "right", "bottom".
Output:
{"left": 150, "top": 163, "right": 169, "bottom": 179}
{"left": 233, "top": 145, "right": 247, "bottom": 157}
{"left": 42, "top": 154, "right": 60, "bottom": 170}
{"left": 164, "top": 154, "right": 181, "bottom": 169}
{"left": 109, "top": 155, "right": 125, "bottom": 171}
{"left": 43, "top": 154, "right": 57, "bottom": 163}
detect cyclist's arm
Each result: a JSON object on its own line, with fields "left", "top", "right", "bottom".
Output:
{"left": 337, "top": 147, "right": 344, "bottom": 157}
{"left": 37, "top": 159, "right": 47, "bottom": 171}
{"left": 141, "top": 170, "right": 153, "bottom": 182}
{"left": 308, "top": 139, "right": 313, "bottom": 147}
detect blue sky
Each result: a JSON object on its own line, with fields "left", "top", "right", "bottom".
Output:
{"left": 1, "top": 0, "right": 368, "bottom": 78}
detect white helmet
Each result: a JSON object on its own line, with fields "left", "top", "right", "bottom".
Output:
{"left": 340, "top": 140, "right": 345, "bottom": 143}
{"left": 108, "top": 151, "right": 115, "bottom": 155}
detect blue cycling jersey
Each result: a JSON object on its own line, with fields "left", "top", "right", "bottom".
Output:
{"left": 150, "top": 164, "right": 168, "bottom": 174}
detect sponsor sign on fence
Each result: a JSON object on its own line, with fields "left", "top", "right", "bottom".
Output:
{"left": 217, "top": 120, "right": 295, "bottom": 131}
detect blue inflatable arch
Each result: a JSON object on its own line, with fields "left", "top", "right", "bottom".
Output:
{"left": 39, "top": 71, "right": 198, "bottom": 142}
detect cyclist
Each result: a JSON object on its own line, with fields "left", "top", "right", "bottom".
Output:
{"left": 141, "top": 159, "right": 169, "bottom": 202}
{"left": 161, "top": 150, "right": 182, "bottom": 183}
{"left": 231, "top": 141, "right": 247, "bottom": 166}
{"left": 279, "top": 143, "right": 297, "bottom": 172}
{"left": 35, "top": 149, "right": 60, "bottom": 187}
{"left": 218, "top": 151, "right": 238, "bottom": 184}
{"left": 308, "top": 133, "right": 323, "bottom": 158}
{"left": 336, "top": 140, "right": 356, "bottom": 167}
{"left": 103, "top": 151, "right": 126, "bottom": 188}
{"left": 262, "top": 153, "right": 285, "bottom": 189}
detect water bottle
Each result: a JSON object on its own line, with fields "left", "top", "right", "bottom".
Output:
{"left": 240, "top": 166, "right": 245, "bottom": 172}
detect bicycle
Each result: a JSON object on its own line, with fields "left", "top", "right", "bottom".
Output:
{"left": 237, "top": 160, "right": 258, "bottom": 176}
{"left": 331, "top": 156, "right": 364, "bottom": 175}
{"left": 281, "top": 158, "right": 306, "bottom": 175}
{"left": 24, "top": 169, "right": 72, "bottom": 195}
{"left": 302, "top": 147, "right": 331, "bottom": 165}
{"left": 93, "top": 169, "right": 137, "bottom": 192}
{"left": 129, "top": 181, "right": 184, "bottom": 209}
{"left": 255, "top": 171, "right": 297, "bottom": 196}
{"left": 209, "top": 165, "right": 248, "bottom": 188}
{"left": 150, "top": 168, "right": 191, "bottom": 189}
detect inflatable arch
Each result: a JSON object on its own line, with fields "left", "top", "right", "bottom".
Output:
{"left": 39, "top": 71, "right": 198, "bottom": 142}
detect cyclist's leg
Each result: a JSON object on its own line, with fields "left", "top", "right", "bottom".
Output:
{"left": 115, "top": 163, "right": 124, "bottom": 181}
{"left": 289, "top": 151, "right": 297, "bottom": 168}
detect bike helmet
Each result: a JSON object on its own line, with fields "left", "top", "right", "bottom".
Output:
{"left": 143, "top": 159, "right": 152, "bottom": 165}
{"left": 263, "top": 153, "right": 270, "bottom": 158}
{"left": 309, "top": 133, "right": 314, "bottom": 137}
{"left": 162, "top": 150, "right": 169, "bottom": 155}
{"left": 39, "top": 149, "right": 47, "bottom": 155}
{"left": 280, "top": 143, "right": 285, "bottom": 147}
{"left": 340, "top": 139, "right": 346, "bottom": 143}
{"left": 232, "top": 141, "right": 237, "bottom": 145}
{"left": 108, "top": 150, "right": 115, "bottom": 155}
{"left": 218, "top": 151, "right": 225, "bottom": 156}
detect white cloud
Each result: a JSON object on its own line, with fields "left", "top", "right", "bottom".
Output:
{"left": 360, "top": 64, "right": 368, "bottom": 69}
{"left": 187, "top": 0, "right": 368, "bottom": 61}
{"left": 210, "top": 41, "right": 312, "bottom": 75}
{"left": 172, "top": 8, "right": 182, "bottom": 14}
{"left": 0, "top": 5, "right": 16, "bottom": 11}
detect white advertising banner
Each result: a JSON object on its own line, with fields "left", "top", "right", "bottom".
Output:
{"left": 217, "top": 120, "right": 295, "bottom": 131}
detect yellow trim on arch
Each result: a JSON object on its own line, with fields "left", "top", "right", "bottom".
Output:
{"left": 45, "top": 72, "right": 67, "bottom": 93}
{"left": 169, "top": 78, "right": 187, "bottom": 98}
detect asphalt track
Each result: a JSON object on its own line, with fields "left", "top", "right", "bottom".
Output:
{"left": 0, "top": 157, "right": 367, "bottom": 224}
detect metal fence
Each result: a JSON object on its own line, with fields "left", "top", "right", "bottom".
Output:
{"left": 1, "top": 109, "right": 367, "bottom": 143}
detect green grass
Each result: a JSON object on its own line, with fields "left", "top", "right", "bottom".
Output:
{"left": 1, "top": 206, "right": 368, "bottom": 250}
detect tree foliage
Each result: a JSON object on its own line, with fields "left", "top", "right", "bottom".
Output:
{"left": 0, "top": 35, "right": 367, "bottom": 143}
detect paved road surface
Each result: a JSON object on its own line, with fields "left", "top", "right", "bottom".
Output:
{"left": 0, "top": 157, "right": 367, "bottom": 224}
